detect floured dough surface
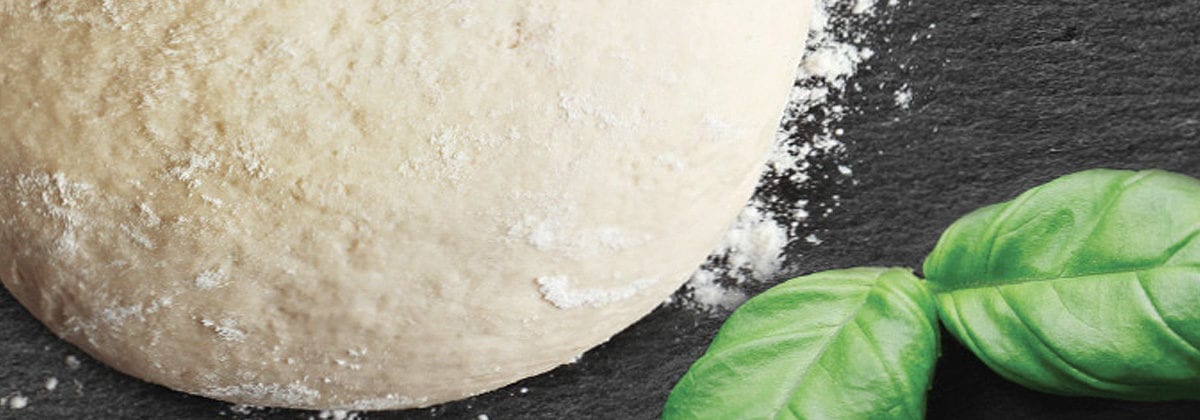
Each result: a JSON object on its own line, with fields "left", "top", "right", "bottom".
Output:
{"left": 0, "top": 1, "right": 811, "bottom": 410}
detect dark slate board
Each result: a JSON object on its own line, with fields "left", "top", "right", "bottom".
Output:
{"left": 3, "top": 0, "right": 1200, "bottom": 418}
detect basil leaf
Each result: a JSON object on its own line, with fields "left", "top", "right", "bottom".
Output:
{"left": 925, "top": 169, "right": 1200, "bottom": 401}
{"left": 664, "top": 267, "right": 940, "bottom": 419}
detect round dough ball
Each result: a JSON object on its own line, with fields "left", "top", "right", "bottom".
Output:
{"left": 0, "top": 1, "right": 811, "bottom": 410}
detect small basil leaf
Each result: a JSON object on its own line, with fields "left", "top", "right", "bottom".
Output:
{"left": 925, "top": 169, "right": 1200, "bottom": 401}
{"left": 664, "top": 267, "right": 940, "bottom": 419}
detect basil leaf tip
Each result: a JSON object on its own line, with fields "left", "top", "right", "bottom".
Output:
{"left": 664, "top": 267, "right": 940, "bottom": 419}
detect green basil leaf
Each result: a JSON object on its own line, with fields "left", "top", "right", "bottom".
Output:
{"left": 664, "top": 267, "right": 940, "bottom": 419}
{"left": 925, "top": 169, "right": 1200, "bottom": 401}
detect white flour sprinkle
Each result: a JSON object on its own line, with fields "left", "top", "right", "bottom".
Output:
{"left": 168, "top": 153, "right": 218, "bottom": 189}
{"left": 717, "top": 207, "right": 789, "bottom": 283}
{"left": 193, "top": 268, "right": 229, "bottom": 290}
{"left": 682, "top": 0, "right": 896, "bottom": 311}
{"left": 44, "top": 377, "right": 58, "bottom": 392}
{"left": 804, "top": 43, "right": 874, "bottom": 84}
{"left": 507, "top": 211, "right": 648, "bottom": 261}
{"left": 203, "top": 382, "right": 320, "bottom": 407}
{"left": 317, "top": 409, "right": 359, "bottom": 420}
{"left": 852, "top": 0, "right": 878, "bottom": 15}
{"left": 537, "top": 276, "right": 658, "bottom": 309}
{"left": 895, "top": 84, "right": 914, "bottom": 109}
{"left": 7, "top": 395, "right": 28, "bottom": 410}
{"left": 805, "top": 234, "right": 824, "bottom": 245}
{"left": 201, "top": 318, "right": 247, "bottom": 342}
{"left": 228, "top": 404, "right": 259, "bottom": 415}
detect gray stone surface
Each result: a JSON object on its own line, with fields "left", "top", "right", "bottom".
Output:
{"left": 3, "top": 0, "right": 1199, "bottom": 418}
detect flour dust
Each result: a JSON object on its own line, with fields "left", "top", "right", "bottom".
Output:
{"left": 678, "top": 0, "right": 905, "bottom": 312}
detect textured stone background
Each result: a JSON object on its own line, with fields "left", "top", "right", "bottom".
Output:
{"left": 3, "top": 0, "right": 1199, "bottom": 418}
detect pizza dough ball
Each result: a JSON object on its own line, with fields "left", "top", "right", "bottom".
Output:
{"left": 0, "top": 1, "right": 811, "bottom": 410}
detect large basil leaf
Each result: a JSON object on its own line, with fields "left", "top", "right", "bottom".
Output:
{"left": 664, "top": 267, "right": 940, "bottom": 419}
{"left": 925, "top": 169, "right": 1200, "bottom": 401}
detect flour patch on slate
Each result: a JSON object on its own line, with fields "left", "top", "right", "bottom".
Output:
{"left": 681, "top": 0, "right": 900, "bottom": 312}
